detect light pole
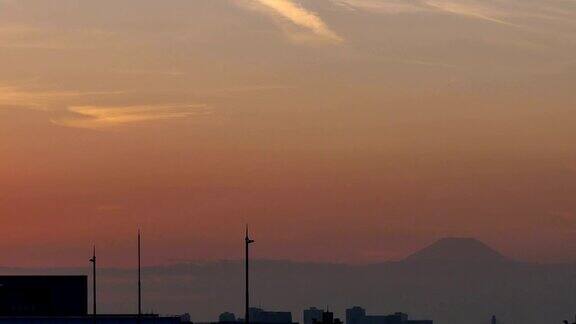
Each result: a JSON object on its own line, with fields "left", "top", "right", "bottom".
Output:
{"left": 137, "top": 229, "right": 142, "bottom": 324}
{"left": 89, "top": 246, "right": 96, "bottom": 324}
{"left": 245, "top": 226, "right": 255, "bottom": 324}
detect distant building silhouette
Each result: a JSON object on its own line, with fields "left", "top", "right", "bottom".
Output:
{"left": 313, "top": 310, "right": 343, "bottom": 324}
{"left": 219, "top": 308, "right": 295, "bottom": 324}
{"left": 358, "top": 313, "right": 403, "bottom": 324}
{"left": 304, "top": 307, "right": 324, "bottom": 324}
{"left": 220, "top": 312, "right": 238, "bottom": 322}
{"left": 180, "top": 313, "right": 192, "bottom": 322}
{"left": 344, "top": 307, "right": 432, "bottom": 324}
{"left": 249, "top": 308, "right": 293, "bottom": 324}
{"left": 346, "top": 307, "right": 366, "bottom": 324}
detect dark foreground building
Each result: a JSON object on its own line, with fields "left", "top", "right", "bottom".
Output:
{"left": 0, "top": 276, "right": 87, "bottom": 316}
{"left": 0, "top": 276, "right": 183, "bottom": 323}
{"left": 0, "top": 314, "right": 182, "bottom": 324}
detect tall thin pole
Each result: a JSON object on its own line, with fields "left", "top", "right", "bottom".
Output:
{"left": 245, "top": 226, "right": 255, "bottom": 324}
{"left": 89, "top": 246, "right": 96, "bottom": 323}
{"left": 138, "top": 229, "right": 142, "bottom": 323}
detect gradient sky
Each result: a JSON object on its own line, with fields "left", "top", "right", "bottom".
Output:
{"left": 1, "top": 0, "right": 576, "bottom": 267}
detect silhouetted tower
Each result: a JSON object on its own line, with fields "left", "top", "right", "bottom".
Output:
{"left": 137, "top": 229, "right": 142, "bottom": 324}
{"left": 245, "top": 226, "right": 255, "bottom": 324}
{"left": 89, "top": 245, "right": 96, "bottom": 323}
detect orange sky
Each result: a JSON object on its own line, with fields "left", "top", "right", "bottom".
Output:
{"left": 1, "top": 0, "right": 576, "bottom": 267}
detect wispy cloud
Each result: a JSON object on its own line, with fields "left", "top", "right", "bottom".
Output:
{"left": 396, "top": 58, "right": 459, "bottom": 68}
{"left": 331, "top": 0, "right": 425, "bottom": 14}
{"left": 52, "top": 104, "right": 211, "bottom": 129}
{"left": 332, "top": 0, "right": 519, "bottom": 27}
{"left": 424, "top": 1, "right": 520, "bottom": 27}
{"left": 1, "top": 85, "right": 210, "bottom": 129}
{"left": 0, "top": 85, "right": 124, "bottom": 110}
{"left": 0, "top": 24, "right": 116, "bottom": 50}
{"left": 246, "top": 0, "right": 343, "bottom": 43}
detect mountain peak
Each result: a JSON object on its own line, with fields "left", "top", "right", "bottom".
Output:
{"left": 403, "top": 237, "right": 509, "bottom": 264}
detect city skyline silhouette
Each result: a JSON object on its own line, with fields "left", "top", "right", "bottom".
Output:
{"left": 2, "top": 235, "right": 574, "bottom": 323}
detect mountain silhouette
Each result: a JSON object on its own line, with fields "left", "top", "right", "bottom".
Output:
{"left": 402, "top": 237, "right": 509, "bottom": 264}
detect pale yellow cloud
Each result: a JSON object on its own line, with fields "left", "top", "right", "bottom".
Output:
{"left": 250, "top": 0, "right": 343, "bottom": 43}
{"left": 52, "top": 104, "right": 211, "bottom": 129}
{"left": 0, "top": 86, "right": 46, "bottom": 109}
{"left": 0, "top": 85, "right": 124, "bottom": 110}
{"left": 0, "top": 85, "right": 209, "bottom": 129}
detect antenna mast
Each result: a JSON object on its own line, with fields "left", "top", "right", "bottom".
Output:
{"left": 89, "top": 245, "right": 97, "bottom": 323}
{"left": 138, "top": 229, "right": 142, "bottom": 323}
{"left": 245, "top": 225, "right": 255, "bottom": 324}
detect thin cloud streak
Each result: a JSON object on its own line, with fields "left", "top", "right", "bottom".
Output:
{"left": 0, "top": 85, "right": 210, "bottom": 129}
{"left": 333, "top": 0, "right": 520, "bottom": 27}
{"left": 332, "top": 0, "right": 425, "bottom": 14}
{"left": 0, "top": 86, "right": 125, "bottom": 110}
{"left": 0, "top": 24, "right": 116, "bottom": 50}
{"left": 424, "top": 0, "right": 520, "bottom": 27}
{"left": 53, "top": 104, "right": 211, "bottom": 129}
{"left": 251, "top": 0, "right": 343, "bottom": 43}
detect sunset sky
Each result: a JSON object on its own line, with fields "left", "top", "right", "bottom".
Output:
{"left": 1, "top": 0, "right": 576, "bottom": 267}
